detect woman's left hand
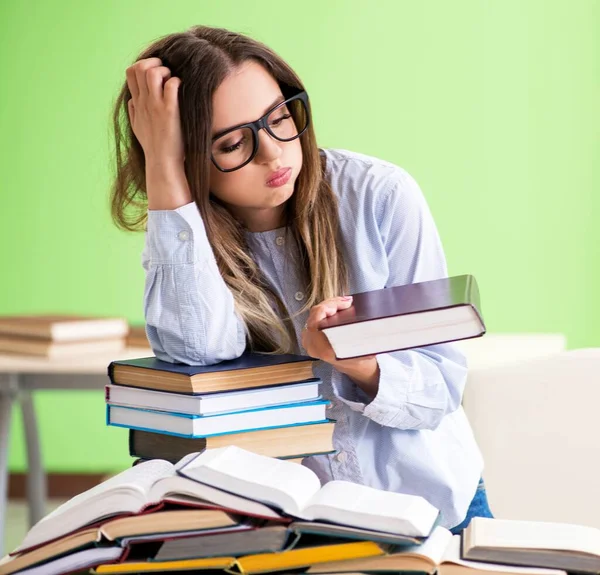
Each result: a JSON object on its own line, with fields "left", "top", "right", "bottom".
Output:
{"left": 301, "top": 296, "right": 380, "bottom": 397}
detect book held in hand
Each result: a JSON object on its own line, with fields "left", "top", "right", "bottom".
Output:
{"left": 318, "top": 274, "right": 485, "bottom": 359}
{"left": 108, "top": 352, "right": 317, "bottom": 394}
{"left": 177, "top": 445, "right": 439, "bottom": 537}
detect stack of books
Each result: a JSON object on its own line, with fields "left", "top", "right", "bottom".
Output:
{"left": 0, "top": 315, "right": 129, "bottom": 358}
{"left": 2, "top": 446, "right": 598, "bottom": 575}
{"left": 105, "top": 352, "right": 336, "bottom": 464}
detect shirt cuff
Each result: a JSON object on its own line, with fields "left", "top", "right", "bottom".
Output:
{"left": 146, "top": 202, "right": 211, "bottom": 265}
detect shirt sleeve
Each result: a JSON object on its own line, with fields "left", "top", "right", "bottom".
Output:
{"left": 142, "top": 202, "right": 247, "bottom": 365}
{"left": 331, "top": 168, "right": 469, "bottom": 430}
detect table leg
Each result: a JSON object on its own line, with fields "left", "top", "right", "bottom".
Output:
{"left": 19, "top": 392, "right": 47, "bottom": 527}
{"left": 0, "top": 375, "right": 18, "bottom": 557}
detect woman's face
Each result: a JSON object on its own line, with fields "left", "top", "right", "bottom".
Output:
{"left": 209, "top": 61, "right": 303, "bottom": 232}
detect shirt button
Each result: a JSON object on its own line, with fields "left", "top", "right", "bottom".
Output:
{"left": 177, "top": 230, "right": 189, "bottom": 241}
{"left": 275, "top": 236, "right": 285, "bottom": 246}
{"left": 335, "top": 451, "right": 347, "bottom": 464}
{"left": 294, "top": 291, "right": 305, "bottom": 301}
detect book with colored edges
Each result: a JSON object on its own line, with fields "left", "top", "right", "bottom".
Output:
{"left": 462, "top": 517, "right": 600, "bottom": 573}
{"left": 0, "top": 314, "right": 129, "bottom": 342}
{"left": 128, "top": 421, "right": 335, "bottom": 463}
{"left": 177, "top": 446, "right": 439, "bottom": 537}
{"left": 317, "top": 274, "right": 485, "bottom": 359}
{"left": 108, "top": 352, "right": 317, "bottom": 394}
{"left": 91, "top": 539, "right": 386, "bottom": 574}
{"left": 105, "top": 378, "right": 322, "bottom": 415}
{"left": 107, "top": 399, "right": 330, "bottom": 438}
{"left": 0, "top": 509, "right": 246, "bottom": 575}
{"left": 306, "top": 525, "right": 567, "bottom": 575}
{"left": 11, "top": 455, "right": 283, "bottom": 556}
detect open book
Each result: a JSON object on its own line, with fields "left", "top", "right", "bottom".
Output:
{"left": 13, "top": 454, "right": 281, "bottom": 555}
{"left": 463, "top": 517, "right": 600, "bottom": 573}
{"left": 307, "top": 525, "right": 567, "bottom": 575}
{"left": 177, "top": 446, "right": 439, "bottom": 537}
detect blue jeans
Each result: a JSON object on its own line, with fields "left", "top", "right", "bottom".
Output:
{"left": 450, "top": 477, "right": 494, "bottom": 534}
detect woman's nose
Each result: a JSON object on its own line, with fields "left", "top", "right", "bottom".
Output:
{"left": 255, "top": 129, "right": 283, "bottom": 164}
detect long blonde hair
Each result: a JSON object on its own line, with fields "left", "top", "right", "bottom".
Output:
{"left": 110, "top": 25, "right": 348, "bottom": 353}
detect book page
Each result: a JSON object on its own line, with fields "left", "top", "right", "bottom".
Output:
{"left": 442, "top": 535, "right": 567, "bottom": 574}
{"left": 304, "top": 480, "right": 439, "bottom": 536}
{"left": 178, "top": 446, "right": 321, "bottom": 516}
{"left": 15, "top": 459, "right": 175, "bottom": 553}
{"left": 468, "top": 518, "right": 600, "bottom": 556}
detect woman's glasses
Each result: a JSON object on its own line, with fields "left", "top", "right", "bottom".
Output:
{"left": 211, "top": 90, "right": 310, "bottom": 172}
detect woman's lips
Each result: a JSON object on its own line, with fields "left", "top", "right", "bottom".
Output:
{"left": 266, "top": 167, "right": 292, "bottom": 187}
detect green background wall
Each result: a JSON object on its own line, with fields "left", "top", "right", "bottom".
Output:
{"left": 1, "top": 0, "right": 598, "bottom": 472}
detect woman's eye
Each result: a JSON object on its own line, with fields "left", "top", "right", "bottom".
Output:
{"left": 221, "top": 140, "right": 243, "bottom": 154}
{"left": 271, "top": 113, "right": 292, "bottom": 127}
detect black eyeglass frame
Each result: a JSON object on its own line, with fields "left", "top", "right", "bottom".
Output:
{"left": 210, "top": 90, "right": 310, "bottom": 173}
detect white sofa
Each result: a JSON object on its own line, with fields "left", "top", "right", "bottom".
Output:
{"left": 462, "top": 346, "right": 600, "bottom": 529}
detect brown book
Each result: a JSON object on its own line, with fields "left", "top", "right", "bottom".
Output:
{"left": 0, "top": 336, "right": 125, "bottom": 358}
{"left": 126, "top": 325, "right": 150, "bottom": 348}
{"left": 129, "top": 421, "right": 335, "bottom": 463}
{"left": 317, "top": 274, "right": 485, "bottom": 359}
{"left": 0, "top": 509, "right": 241, "bottom": 575}
{"left": 0, "top": 315, "right": 128, "bottom": 342}
{"left": 108, "top": 353, "right": 317, "bottom": 394}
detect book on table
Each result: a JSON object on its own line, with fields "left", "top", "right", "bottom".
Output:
{"left": 317, "top": 274, "right": 485, "bottom": 359}
{"left": 306, "top": 525, "right": 568, "bottom": 575}
{"left": 108, "top": 352, "right": 317, "bottom": 394}
{"left": 10, "top": 455, "right": 283, "bottom": 556}
{"left": 128, "top": 421, "right": 335, "bottom": 463}
{"left": 177, "top": 445, "right": 440, "bottom": 538}
{"left": 0, "top": 508, "right": 245, "bottom": 575}
{"left": 462, "top": 517, "right": 600, "bottom": 573}
{"left": 106, "top": 399, "right": 330, "bottom": 437}
{"left": 105, "top": 378, "right": 322, "bottom": 415}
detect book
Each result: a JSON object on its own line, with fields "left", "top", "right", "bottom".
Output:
{"left": 0, "top": 509, "right": 243, "bottom": 575}
{"left": 307, "top": 525, "right": 567, "bottom": 575}
{"left": 0, "top": 315, "right": 128, "bottom": 342}
{"left": 128, "top": 422, "right": 335, "bottom": 463}
{"left": 125, "top": 324, "right": 150, "bottom": 348}
{"left": 12, "top": 456, "right": 283, "bottom": 555}
{"left": 0, "top": 336, "right": 125, "bottom": 358}
{"left": 92, "top": 540, "right": 385, "bottom": 574}
{"left": 106, "top": 378, "right": 322, "bottom": 415}
{"left": 108, "top": 352, "right": 317, "bottom": 394}
{"left": 317, "top": 274, "right": 485, "bottom": 359}
{"left": 462, "top": 517, "right": 600, "bottom": 573}
{"left": 148, "top": 524, "right": 289, "bottom": 561}
{"left": 107, "top": 400, "right": 330, "bottom": 437}
{"left": 177, "top": 446, "right": 439, "bottom": 537}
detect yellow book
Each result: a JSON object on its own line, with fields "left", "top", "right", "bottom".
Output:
{"left": 92, "top": 555, "right": 235, "bottom": 573}
{"left": 234, "top": 540, "right": 385, "bottom": 574}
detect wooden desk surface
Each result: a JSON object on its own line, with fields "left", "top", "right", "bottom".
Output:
{"left": 0, "top": 347, "right": 153, "bottom": 374}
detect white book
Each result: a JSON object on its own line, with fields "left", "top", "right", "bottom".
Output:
{"left": 307, "top": 526, "right": 567, "bottom": 575}
{"left": 13, "top": 454, "right": 281, "bottom": 554}
{"left": 8, "top": 547, "right": 124, "bottom": 575}
{"left": 462, "top": 517, "right": 600, "bottom": 573}
{"left": 178, "top": 445, "right": 438, "bottom": 537}
{"left": 107, "top": 399, "right": 329, "bottom": 437}
{"left": 105, "top": 379, "right": 321, "bottom": 415}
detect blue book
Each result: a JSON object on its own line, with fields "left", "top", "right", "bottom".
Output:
{"left": 108, "top": 352, "right": 317, "bottom": 395}
{"left": 107, "top": 399, "right": 330, "bottom": 438}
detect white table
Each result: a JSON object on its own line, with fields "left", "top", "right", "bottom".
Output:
{"left": 0, "top": 347, "right": 152, "bottom": 556}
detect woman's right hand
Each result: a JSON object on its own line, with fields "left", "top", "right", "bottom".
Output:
{"left": 125, "top": 58, "right": 192, "bottom": 210}
{"left": 125, "top": 57, "right": 185, "bottom": 167}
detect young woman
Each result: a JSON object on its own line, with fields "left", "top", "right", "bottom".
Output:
{"left": 110, "top": 25, "right": 493, "bottom": 532}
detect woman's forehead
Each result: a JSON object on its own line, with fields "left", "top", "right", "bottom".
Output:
{"left": 211, "top": 62, "right": 284, "bottom": 135}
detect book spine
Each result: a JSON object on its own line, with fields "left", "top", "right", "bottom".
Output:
{"left": 467, "top": 274, "right": 486, "bottom": 332}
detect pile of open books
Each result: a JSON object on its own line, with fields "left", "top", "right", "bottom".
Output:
{"left": 2, "top": 446, "right": 600, "bottom": 575}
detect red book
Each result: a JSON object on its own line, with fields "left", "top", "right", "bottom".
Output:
{"left": 318, "top": 274, "right": 485, "bottom": 359}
